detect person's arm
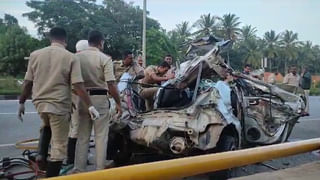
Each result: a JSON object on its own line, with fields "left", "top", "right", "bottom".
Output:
{"left": 18, "top": 54, "right": 34, "bottom": 122}
{"left": 73, "top": 82, "right": 100, "bottom": 120}
{"left": 107, "top": 81, "right": 122, "bottom": 117}
{"left": 104, "top": 56, "right": 122, "bottom": 117}
{"left": 19, "top": 80, "right": 33, "bottom": 104}
{"left": 73, "top": 82, "right": 92, "bottom": 107}
{"left": 18, "top": 80, "right": 33, "bottom": 121}
{"left": 150, "top": 73, "right": 173, "bottom": 83}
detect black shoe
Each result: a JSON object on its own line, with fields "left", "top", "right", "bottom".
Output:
{"left": 67, "top": 137, "right": 77, "bottom": 164}
{"left": 37, "top": 126, "right": 52, "bottom": 171}
{"left": 46, "top": 161, "right": 62, "bottom": 177}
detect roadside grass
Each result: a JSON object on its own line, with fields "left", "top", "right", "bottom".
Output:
{"left": 310, "top": 82, "right": 320, "bottom": 96}
{"left": 310, "top": 87, "right": 320, "bottom": 96}
{"left": 0, "top": 76, "right": 22, "bottom": 95}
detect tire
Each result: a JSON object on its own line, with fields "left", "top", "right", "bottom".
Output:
{"left": 209, "top": 135, "right": 238, "bottom": 180}
{"left": 107, "top": 131, "right": 132, "bottom": 166}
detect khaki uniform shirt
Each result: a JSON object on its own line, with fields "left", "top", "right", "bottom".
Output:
{"left": 76, "top": 47, "right": 115, "bottom": 88}
{"left": 75, "top": 47, "right": 115, "bottom": 114}
{"left": 283, "top": 73, "right": 300, "bottom": 87}
{"left": 140, "top": 65, "right": 163, "bottom": 85}
{"left": 114, "top": 61, "right": 144, "bottom": 81}
{"left": 25, "top": 43, "right": 83, "bottom": 115}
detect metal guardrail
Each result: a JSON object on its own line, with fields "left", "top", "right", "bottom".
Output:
{"left": 47, "top": 138, "right": 320, "bottom": 180}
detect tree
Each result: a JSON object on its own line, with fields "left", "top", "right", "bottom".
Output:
{"left": 176, "top": 21, "right": 192, "bottom": 39}
{"left": 263, "top": 30, "right": 280, "bottom": 71}
{"left": 280, "top": 30, "right": 300, "bottom": 72}
{"left": 23, "top": 0, "right": 160, "bottom": 58}
{"left": 146, "top": 28, "right": 177, "bottom": 65}
{"left": 168, "top": 21, "right": 192, "bottom": 60}
{"left": 0, "top": 14, "right": 43, "bottom": 76}
{"left": 240, "top": 25, "right": 257, "bottom": 41}
{"left": 219, "top": 13, "right": 241, "bottom": 65}
{"left": 193, "top": 13, "right": 218, "bottom": 37}
{"left": 219, "top": 13, "right": 241, "bottom": 41}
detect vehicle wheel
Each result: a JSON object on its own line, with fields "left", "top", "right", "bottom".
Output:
{"left": 113, "top": 135, "right": 132, "bottom": 166}
{"left": 107, "top": 132, "right": 132, "bottom": 166}
{"left": 209, "top": 135, "right": 238, "bottom": 180}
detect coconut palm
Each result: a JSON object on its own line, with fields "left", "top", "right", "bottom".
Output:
{"left": 176, "top": 21, "right": 192, "bottom": 39}
{"left": 241, "top": 38, "right": 263, "bottom": 68}
{"left": 297, "top": 41, "right": 315, "bottom": 68}
{"left": 219, "top": 13, "right": 241, "bottom": 40}
{"left": 240, "top": 25, "right": 257, "bottom": 41}
{"left": 263, "top": 30, "right": 280, "bottom": 71}
{"left": 193, "top": 13, "right": 218, "bottom": 37}
{"left": 280, "top": 30, "right": 300, "bottom": 72}
{"left": 219, "top": 13, "right": 241, "bottom": 65}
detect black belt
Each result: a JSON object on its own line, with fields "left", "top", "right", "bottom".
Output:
{"left": 87, "top": 89, "right": 108, "bottom": 96}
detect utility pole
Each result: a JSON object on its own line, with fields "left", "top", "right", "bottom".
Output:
{"left": 142, "top": 0, "right": 147, "bottom": 67}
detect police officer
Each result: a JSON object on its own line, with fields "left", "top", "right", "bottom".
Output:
{"left": 66, "top": 40, "right": 89, "bottom": 165}
{"left": 164, "top": 54, "right": 175, "bottom": 78}
{"left": 139, "top": 61, "right": 173, "bottom": 111}
{"left": 18, "top": 27, "right": 99, "bottom": 177}
{"left": 283, "top": 66, "right": 300, "bottom": 87}
{"left": 114, "top": 51, "right": 144, "bottom": 81}
{"left": 73, "top": 30, "right": 122, "bottom": 172}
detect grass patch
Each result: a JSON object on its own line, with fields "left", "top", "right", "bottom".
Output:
{"left": 0, "top": 76, "right": 22, "bottom": 95}
{"left": 310, "top": 87, "right": 320, "bottom": 96}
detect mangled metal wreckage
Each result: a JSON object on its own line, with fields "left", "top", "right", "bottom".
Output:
{"left": 110, "top": 37, "right": 306, "bottom": 160}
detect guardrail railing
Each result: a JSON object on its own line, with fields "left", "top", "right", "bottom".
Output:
{"left": 47, "top": 138, "right": 320, "bottom": 180}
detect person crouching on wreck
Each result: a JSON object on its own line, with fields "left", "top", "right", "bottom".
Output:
{"left": 139, "top": 61, "right": 174, "bottom": 111}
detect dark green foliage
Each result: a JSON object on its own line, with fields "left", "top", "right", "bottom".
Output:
{"left": 23, "top": 0, "right": 160, "bottom": 58}
{"left": 0, "top": 14, "right": 44, "bottom": 76}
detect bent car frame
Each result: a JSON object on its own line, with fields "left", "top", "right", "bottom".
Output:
{"left": 109, "top": 36, "right": 306, "bottom": 164}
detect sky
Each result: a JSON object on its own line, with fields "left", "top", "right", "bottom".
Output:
{"left": 1, "top": 0, "right": 320, "bottom": 44}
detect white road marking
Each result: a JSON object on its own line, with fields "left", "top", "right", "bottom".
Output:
{"left": 0, "top": 141, "right": 37, "bottom": 148}
{"left": 0, "top": 100, "right": 32, "bottom": 102}
{"left": 0, "top": 112, "right": 37, "bottom": 115}
{"left": 0, "top": 143, "right": 15, "bottom": 147}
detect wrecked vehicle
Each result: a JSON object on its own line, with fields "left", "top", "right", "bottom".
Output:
{"left": 108, "top": 36, "right": 306, "bottom": 164}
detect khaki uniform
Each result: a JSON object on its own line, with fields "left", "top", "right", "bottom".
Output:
{"left": 25, "top": 43, "right": 83, "bottom": 161}
{"left": 283, "top": 73, "right": 300, "bottom": 87}
{"left": 114, "top": 60, "right": 144, "bottom": 81}
{"left": 73, "top": 47, "right": 115, "bottom": 171}
{"left": 139, "top": 65, "right": 163, "bottom": 111}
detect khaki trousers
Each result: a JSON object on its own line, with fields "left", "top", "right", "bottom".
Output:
{"left": 140, "top": 87, "right": 158, "bottom": 111}
{"left": 69, "top": 94, "right": 79, "bottom": 138}
{"left": 39, "top": 113, "right": 70, "bottom": 161}
{"left": 74, "top": 96, "right": 110, "bottom": 171}
{"left": 304, "top": 90, "right": 310, "bottom": 113}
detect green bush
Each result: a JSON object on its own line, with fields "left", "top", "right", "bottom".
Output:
{"left": 310, "top": 87, "right": 320, "bottom": 96}
{"left": 0, "top": 76, "right": 22, "bottom": 95}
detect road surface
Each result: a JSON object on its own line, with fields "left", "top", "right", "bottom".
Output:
{"left": 0, "top": 97, "right": 319, "bottom": 179}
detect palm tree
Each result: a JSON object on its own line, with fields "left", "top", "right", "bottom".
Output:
{"left": 219, "top": 13, "right": 241, "bottom": 40}
{"left": 219, "top": 13, "right": 241, "bottom": 65}
{"left": 263, "top": 30, "right": 280, "bottom": 71}
{"left": 241, "top": 38, "right": 263, "bottom": 68}
{"left": 280, "top": 30, "right": 300, "bottom": 72}
{"left": 169, "top": 21, "right": 192, "bottom": 59}
{"left": 176, "top": 21, "right": 192, "bottom": 40}
{"left": 297, "top": 41, "right": 315, "bottom": 68}
{"left": 240, "top": 25, "right": 257, "bottom": 41}
{"left": 193, "top": 13, "right": 218, "bottom": 37}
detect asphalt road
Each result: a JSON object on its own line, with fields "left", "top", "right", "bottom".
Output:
{"left": 0, "top": 97, "right": 319, "bottom": 178}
